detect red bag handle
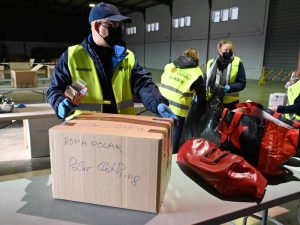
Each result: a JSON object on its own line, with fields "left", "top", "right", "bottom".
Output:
{"left": 199, "top": 148, "right": 230, "bottom": 164}
{"left": 219, "top": 108, "right": 244, "bottom": 149}
{"left": 219, "top": 108, "right": 244, "bottom": 133}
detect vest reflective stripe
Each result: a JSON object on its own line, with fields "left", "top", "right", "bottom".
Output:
{"left": 77, "top": 103, "right": 104, "bottom": 111}
{"left": 117, "top": 99, "right": 134, "bottom": 110}
{"left": 67, "top": 45, "right": 135, "bottom": 118}
{"left": 206, "top": 57, "right": 241, "bottom": 104}
{"left": 225, "top": 92, "right": 239, "bottom": 97}
{"left": 160, "top": 83, "right": 194, "bottom": 97}
{"left": 159, "top": 63, "right": 203, "bottom": 118}
{"left": 285, "top": 80, "right": 300, "bottom": 121}
{"left": 168, "top": 99, "right": 190, "bottom": 110}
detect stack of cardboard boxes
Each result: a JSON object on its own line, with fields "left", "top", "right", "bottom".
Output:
{"left": 49, "top": 112, "right": 173, "bottom": 213}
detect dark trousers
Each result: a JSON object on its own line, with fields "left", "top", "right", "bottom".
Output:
{"left": 172, "top": 115, "right": 185, "bottom": 154}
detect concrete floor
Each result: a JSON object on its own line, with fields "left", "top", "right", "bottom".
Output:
{"left": 0, "top": 75, "right": 299, "bottom": 225}
{"left": 0, "top": 120, "right": 50, "bottom": 181}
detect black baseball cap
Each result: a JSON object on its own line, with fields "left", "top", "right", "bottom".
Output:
{"left": 88, "top": 2, "right": 132, "bottom": 24}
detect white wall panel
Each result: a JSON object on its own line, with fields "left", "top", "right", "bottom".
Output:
{"left": 172, "top": 0, "right": 209, "bottom": 41}
{"left": 126, "top": 12, "right": 145, "bottom": 67}
{"left": 145, "top": 42, "right": 170, "bottom": 69}
{"left": 128, "top": 44, "right": 145, "bottom": 67}
{"left": 171, "top": 40, "right": 208, "bottom": 68}
{"left": 145, "top": 4, "right": 171, "bottom": 69}
{"left": 125, "top": 12, "right": 144, "bottom": 45}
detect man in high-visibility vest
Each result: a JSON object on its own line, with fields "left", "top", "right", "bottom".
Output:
{"left": 206, "top": 40, "right": 246, "bottom": 109}
{"left": 47, "top": 2, "right": 176, "bottom": 121}
{"left": 159, "top": 48, "right": 206, "bottom": 153}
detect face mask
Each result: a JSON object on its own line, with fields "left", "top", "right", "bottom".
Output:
{"left": 218, "top": 51, "right": 233, "bottom": 65}
{"left": 102, "top": 27, "right": 123, "bottom": 47}
{"left": 222, "top": 51, "right": 233, "bottom": 61}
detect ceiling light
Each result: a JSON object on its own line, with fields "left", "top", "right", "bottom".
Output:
{"left": 89, "top": 3, "right": 95, "bottom": 7}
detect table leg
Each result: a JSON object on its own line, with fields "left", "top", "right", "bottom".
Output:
{"left": 23, "top": 117, "right": 61, "bottom": 158}
{"left": 261, "top": 209, "right": 268, "bottom": 225}
{"left": 298, "top": 200, "right": 300, "bottom": 224}
{"left": 242, "top": 209, "right": 283, "bottom": 225}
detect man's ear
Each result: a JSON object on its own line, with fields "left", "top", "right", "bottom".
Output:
{"left": 91, "top": 21, "right": 100, "bottom": 32}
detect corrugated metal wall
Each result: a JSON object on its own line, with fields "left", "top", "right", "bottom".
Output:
{"left": 264, "top": 0, "right": 300, "bottom": 81}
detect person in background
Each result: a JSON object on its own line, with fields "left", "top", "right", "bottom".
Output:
{"left": 274, "top": 60, "right": 300, "bottom": 121}
{"left": 47, "top": 2, "right": 177, "bottom": 122}
{"left": 159, "top": 48, "right": 206, "bottom": 153}
{"left": 206, "top": 40, "right": 246, "bottom": 109}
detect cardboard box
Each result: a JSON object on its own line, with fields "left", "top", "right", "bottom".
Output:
{"left": 0, "top": 65, "right": 4, "bottom": 79}
{"left": 10, "top": 70, "right": 37, "bottom": 88}
{"left": 49, "top": 113, "right": 173, "bottom": 212}
{"left": 9, "top": 62, "right": 31, "bottom": 70}
{"left": 47, "top": 65, "right": 55, "bottom": 78}
{"left": 268, "top": 93, "right": 288, "bottom": 108}
{"left": 9, "top": 62, "right": 43, "bottom": 88}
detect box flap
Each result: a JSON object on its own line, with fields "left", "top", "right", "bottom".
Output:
{"left": 29, "top": 58, "right": 35, "bottom": 67}
{"left": 31, "top": 64, "right": 44, "bottom": 71}
{"left": 9, "top": 62, "right": 31, "bottom": 70}
{"left": 51, "top": 119, "right": 168, "bottom": 139}
{"left": 74, "top": 112, "right": 173, "bottom": 129}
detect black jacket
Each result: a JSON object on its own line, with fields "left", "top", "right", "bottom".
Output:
{"left": 173, "top": 55, "right": 206, "bottom": 112}
{"left": 277, "top": 94, "right": 300, "bottom": 116}
{"left": 47, "top": 34, "right": 168, "bottom": 117}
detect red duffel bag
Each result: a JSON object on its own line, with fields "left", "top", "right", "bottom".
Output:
{"left": 177, "top": 138, "right": 267, "bottom": 199}
{"left": 218, "top": 102, "right": 300, "bottom": 176}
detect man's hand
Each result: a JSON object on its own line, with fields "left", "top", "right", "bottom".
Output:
{"left": 58, "top": 98, "right": 78, "bottom": 119}
{"left": 157, "top": 103, "right": 178, "bottom": 121}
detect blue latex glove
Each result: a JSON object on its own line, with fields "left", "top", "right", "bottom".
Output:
{"left": 58, "top": 98, "right": 77, "bottom": 119}
{"left": 157, "top": 103, "right": 178, "bottom": 121}
{"left": 15, "top": 103, "right": 26, "bottom": 108}
{"left": 192, "top": 95, "right": 198, "bottom": 104}
{"left": 224, "top": 84, "right": 231, "bottom": 93}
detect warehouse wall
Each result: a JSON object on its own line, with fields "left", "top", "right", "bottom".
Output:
{"left": 0, "top": 0, "right": 271, "bottom": 80}
{"left": 209, "top": 0, "right": 270, "bottom": 79}
{"left": 125, "top": 12, "right": 145, "bottom": 67}
{"left": 127, "top": 0, "right": 269, "bottom": 79}
{"left": 171, "top": 0, "right": 209, "bottom": 68}
{"left": 144, "top": 4, "right": 171, "bottom": 69}
{"left": 0, "top": 5, "right": 89, "bottom": 61}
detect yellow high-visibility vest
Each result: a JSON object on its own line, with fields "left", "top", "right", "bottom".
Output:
{"left": 206, "top": 56, "right": 241, "bottom": 104}
{"left": 67, "top": 44, "right": 135, "bottom": 119}
{"left": 285, "top": 79, "right": 300, "bottom": 121}
{"left": 159, "top": 63, "right": 203, "bottom": 118}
